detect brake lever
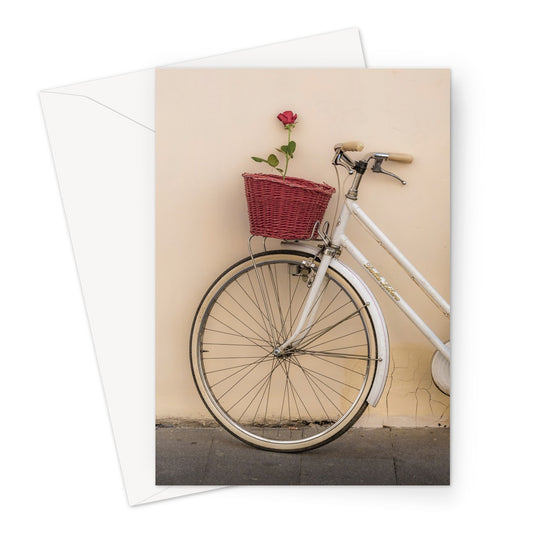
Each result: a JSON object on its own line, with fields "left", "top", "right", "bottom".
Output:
{"left": 371, "top": 158, "right": 407, "bottom": 185}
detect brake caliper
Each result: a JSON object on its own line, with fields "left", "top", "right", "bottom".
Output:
{"left": 296, "top": 259, "right": 316, "bottom": 288}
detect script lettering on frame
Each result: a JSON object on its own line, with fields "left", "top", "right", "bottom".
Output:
{"left": 364, "top": 263, "right": 401, "bottom": 302}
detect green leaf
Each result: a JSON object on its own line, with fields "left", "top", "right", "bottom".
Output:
{"left": 276, "top": 168, "right": 284, "bottom": 173}
{"left": 280, "top": 145, "right": 289, "bottom": 154}
{"left": 251, "top": 156, "right": 267, "bottom": 163}
{"left": 288, "top": 141, "right": 296, "bottom": 155}
{"left": 267, "top": 154, "right": 279, "bottom": 167}
{"left": 275, "top": 148, "right": 283, "bottom": 153}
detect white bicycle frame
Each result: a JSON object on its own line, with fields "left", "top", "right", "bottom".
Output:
{"left": 278, "top": 197, "right": 451, "bottom": 363}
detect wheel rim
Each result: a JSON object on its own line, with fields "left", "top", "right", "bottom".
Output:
{"left": 193, "top": 255, "right": 377, "bottom": 450}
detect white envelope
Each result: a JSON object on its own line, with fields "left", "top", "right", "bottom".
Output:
{"left": 40, "top": 28, "right": 366, "bottom": 506}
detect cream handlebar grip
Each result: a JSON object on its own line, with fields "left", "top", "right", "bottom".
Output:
{"left": 387, "top": 152, "right": 413, "bottom": 163}
{"left": 339, "top": 141, "right": 364, "bottom": 152}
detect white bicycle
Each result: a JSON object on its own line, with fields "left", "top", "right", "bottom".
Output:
{"left": 190, "top": 142, "right": 450, "bottom": 452}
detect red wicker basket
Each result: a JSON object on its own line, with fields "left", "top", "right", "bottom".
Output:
{"left": 243, "top": 173, "right": 336, "bottom": 240}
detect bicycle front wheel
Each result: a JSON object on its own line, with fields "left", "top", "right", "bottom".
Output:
{"left": 190, "top": 250, "right": 379, "bottom": 452}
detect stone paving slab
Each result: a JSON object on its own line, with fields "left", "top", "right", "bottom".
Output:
{"left": 204, "top": 435, "right": 302, "bottom": 485}
{"left": 156, "top": 428, "right": 215, "bottom": 485}
{"left": 155, "top": 426, "right": 449, "bottom": 486}
{"left": 390, "top": 428, "right": 450, "bottom": 485}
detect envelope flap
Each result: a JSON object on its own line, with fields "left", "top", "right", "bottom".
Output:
{"left": 43, "top": 70, "right": 155, "bottom": 131}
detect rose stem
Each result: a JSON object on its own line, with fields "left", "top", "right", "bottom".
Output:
{"left": 283, "top": 125, "right": 291, "bottom": 178}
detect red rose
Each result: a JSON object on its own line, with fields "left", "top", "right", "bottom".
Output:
{"left": 277, "top": 110, "right": 297, "bottom": 125}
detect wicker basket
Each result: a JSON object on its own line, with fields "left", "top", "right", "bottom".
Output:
{"left": 243, "top": 173, "right": 336, "bottom": 240}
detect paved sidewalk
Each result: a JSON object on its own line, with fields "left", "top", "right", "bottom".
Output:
{"left": 156, "top": 426, "right": 449, "bottom": 485}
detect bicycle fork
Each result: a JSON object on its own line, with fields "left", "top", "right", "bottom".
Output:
{"left": 274, "top": 251, "right": 335, "bottom": 355}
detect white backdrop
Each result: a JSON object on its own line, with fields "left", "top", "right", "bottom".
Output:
{"left": 1, "top": 1, "right": 531, "bottom": 530}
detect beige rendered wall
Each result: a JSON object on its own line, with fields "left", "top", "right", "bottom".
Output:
{"left": 155, "top": 68, "right": 450, "bottom": 427}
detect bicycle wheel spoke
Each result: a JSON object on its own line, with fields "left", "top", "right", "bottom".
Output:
{"left": 204, "top": 359, "right": 273, "bottom": 376}
{"left": 296, "top": 299, "right": 353, "bottom": 344}
{"left": 238, "top": 270, "right": 288, "bottom": 343}
{"left": 279, "top": 262, "right": 302, "bottom": 338}
{"left": 209, "top": 354, "right": 271, "bottom": 391}
{"left": 289, "top": 354, "right": 336, "bottom": 420}
{"left": 291, "top": 355, "right": 349, "bottom": 415}
{"left": 248, "top": 262, "right": 281, "bottom": 346}
{"left": 204, "top": 327, "right": 265, "bottom": 344}
{"left": 305, "top": 328, "right": 364, "bottom": 350}
{"left": 243, "top": 271, "right": 277, "bottom": 345}
{"left": 297, "top": 309, "right": 363, "bottom": 351}
{"left": 282, "top": 358, "right": 321, "bottom": 437}
{"left": 267, "top": 262, "right": 289, "bottom": 340}
{"left": 287, "top": 264, "right": 293, "bottom": 336}
{"left": 298, "top": 348, "right": 371, "bottom": 360}
{"left": 208, "top": 314, "right": 271, "bottom": 354}
{"left": 300, "top": 283, "right": 341, "bottom": 336}
{"left": 285, "top": 365, "right": 305, "bottom": 425}
{"left": 203, "top": 342, "right": 272, "bottom": 348}
{"left": 258, "top": 262, "right": 283, "bottom": 344}
{"left": 261, "top": 356, "right": 277, "bottom": 427}
{"left": 292, "top": 362, "right": 361, "bottom": 392}
{"left": 213, "top": 301, "right": 273, "bottom": 346}
{"left": 297, "top": 351, "right": 368, "bottom": 377}
{"left": 202, "top": 355, "right": 270, "bottom": 360}
{"left": 250, "top": 356, "right": 278, "bottom": 426}
{"left": 278, "top": 360, "right": 290, "bottom": 428}
{"left": 289, "top": 275, "right": 312, "bottom": 337}
{"left": 236, "top": 358, "right": 283, "bottom": 424}
{"left": 222, "top": 288, "right": 276, "bottom": 344}
{"left": 225, "top": 358, "right": 283, "bottom": 415}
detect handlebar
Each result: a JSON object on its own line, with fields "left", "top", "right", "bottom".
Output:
{"left": 386, "top": 152, "right": 413, "bottom": 164}
{"left": 335, "top": 141, "right": 365, "bottom": 152}
{"left": 332, "top": 142, "right": 414, "bottom": 196}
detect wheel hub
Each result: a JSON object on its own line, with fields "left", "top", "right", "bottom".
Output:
{"left": 273, "top": 345, "right": 295, "bottom": 359}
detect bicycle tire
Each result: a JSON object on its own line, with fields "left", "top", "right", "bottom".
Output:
{"left": 190, "top": 250, "right": 382, "bottom": 452}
